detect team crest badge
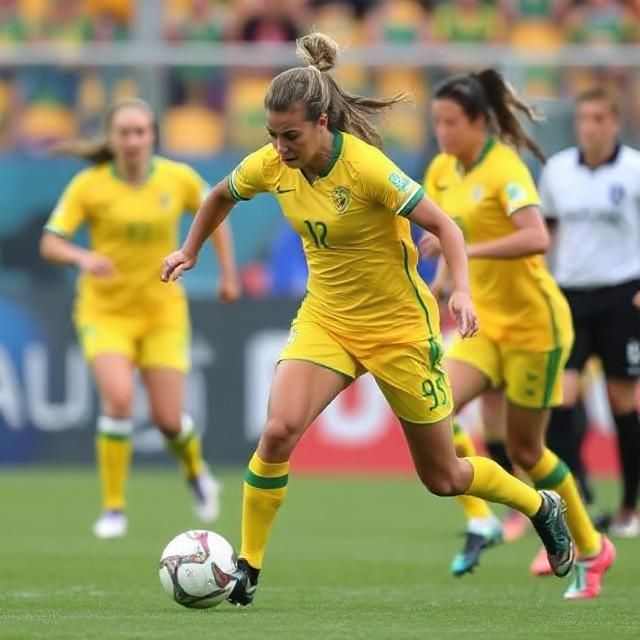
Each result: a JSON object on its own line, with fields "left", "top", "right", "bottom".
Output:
{"left": 159, "top": 193, "right": 171, "bottom": 211}
{"left": 331, "top": 186, "right": 351, "bottom": 213}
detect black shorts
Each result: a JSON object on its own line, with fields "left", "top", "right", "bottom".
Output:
{"left": 563, "top": 279, "right": 640, "bottom": 379}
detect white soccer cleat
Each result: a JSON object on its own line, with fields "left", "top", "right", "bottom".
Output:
{"left": 189, "top": 467, "right": 221, "bottom": 523}
{"left": 93, "top": 511, "right": 128, "bottom": 539}
{"left": 609, "top": 512, "right": 640, "bottom": 538}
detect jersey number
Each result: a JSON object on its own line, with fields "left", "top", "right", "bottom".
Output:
{"left": 303, "top": 220, "right": 330, "bottom": 249}
{"left": 422, "top": 374, "right": 448, "bottom": 411}
{"left": 127, "top": 222, "right": 153, "bottom": 243}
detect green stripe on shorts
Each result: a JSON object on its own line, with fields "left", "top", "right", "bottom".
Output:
{"left": 542, "top": 347, "right": 563, "bottom": 408}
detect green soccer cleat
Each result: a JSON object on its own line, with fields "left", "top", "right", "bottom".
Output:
{"left": 530, "top": 490, "right": 575, "bottom": 578}
{"left": 228, "top": 558, "right": 260, "bottom": 606}
{"left": 450, "top": 518, "right": 503, "bottom": 576}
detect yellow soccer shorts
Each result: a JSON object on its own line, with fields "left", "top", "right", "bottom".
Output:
{"left": 279, "top": 319, "right": 453, "bottom": 424}
{"left": 446, "top": 332, "right": 571, "bottom": 409}
{"left": 74, "top": 304, "right": 191, "bottom": 373}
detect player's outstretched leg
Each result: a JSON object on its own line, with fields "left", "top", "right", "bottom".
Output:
{"left": 450, "top": 423, "right": 502, "bottom": 576}
{"left": 230, "top": 360, "right": 348, "bottom": 606}
{"left": 401, "top": 418, "right": 575, "bottom": 578}
{"left": 507, "top": 398, "right": 616, "bottom": 598}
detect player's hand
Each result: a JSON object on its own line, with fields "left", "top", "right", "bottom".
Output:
{"left": 633, "top": 291, "right": 640, "bottom": 309}
{"left": 418, "top": 232, "right": 442, "bottom": 259}
{"left": 161, "top": 249, "right": 197, "bottom": 282}
{"left": 77, "top": 251, "right": 115, "bottom": 278}
{"left": 218, "top": 273, "right": 241, "bottom": 303}
{"left": 448, "top": 290, "right": 478, "bottom": 338}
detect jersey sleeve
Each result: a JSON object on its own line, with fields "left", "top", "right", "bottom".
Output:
{"left": 537, "top": 164, "right": 557, "bottom": 219}
{"left": 361, "top": 150, "right": 425, "bottom": 217}
{"left": 497, "top": 156, "right": 540, "bottom": 216}
{"left": 44, "top": 172, "right": 89, "bottom": 237}
{"left": 228, "top": 146, "right": 270, "bottom": 201}
{"left": 180, "top": 165, "right": 211, "bottom": 214}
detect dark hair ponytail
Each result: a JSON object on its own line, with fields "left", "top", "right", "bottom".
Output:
{"left": 435, "top": 69, "right": 546, "bottom": 163}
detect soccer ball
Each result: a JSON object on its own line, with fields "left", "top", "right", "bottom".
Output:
{"left": 158, "top": 530, "right": 237, "bottom": 609}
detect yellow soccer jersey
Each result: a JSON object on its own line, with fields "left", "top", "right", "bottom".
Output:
{"left": 45, "top": 156, "right": 208, "bottom": 314}
{"left": 229, "top": 130, "right": 439, "bottom": 343}
{"left": 425, "top": 138, "right": 571, "bottom": 351}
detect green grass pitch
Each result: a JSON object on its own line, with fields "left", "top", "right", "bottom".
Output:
{"left": 0, "top": 468, "right": 638, "bottom": 639}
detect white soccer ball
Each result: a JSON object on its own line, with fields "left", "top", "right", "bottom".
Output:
{"left": 158, "top": 530, "right": 237, "bottom": 609}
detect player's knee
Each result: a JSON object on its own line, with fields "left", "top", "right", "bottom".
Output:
{"left": 507, "top": 441, "right": 542, "bottom": 471}
{"left": 419, "top": 469, "right": 466, "bottom": 497}
{"left": 102, "top": 389, "right": 133, "bottom": 418}
{"left": 262, "top": 415, "right": 302, "bottom": 456}
{"left": 607, "top": 386, "right": 636, "bottom": 415}
{"left": 153, "top": 415, "right": 181, "bottom": 437}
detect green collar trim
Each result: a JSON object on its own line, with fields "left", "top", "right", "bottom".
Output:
{"left": 110, "top": 157, "right": 157, "bottom": 184}
{"left": 318, "top": 130, "right": 343, "bottom": 178}
{"left": 457, "top": 137, "right": 496, "bottom": 175}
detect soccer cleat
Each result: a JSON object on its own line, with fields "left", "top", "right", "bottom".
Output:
{"left": 529, "top": 546, "right": 553, "bottom": 576}
{"left": 188, "top": 466, "right": 221, "bottom": 523}
{"left": 529, "top": 490, "right": 575, "bottom": 578}
{"left": 609, "top": 511, "right": 640, "bottom": 538}
{"left": 228, "top": 558, "right": 260, "bottom": 606}
{"left": 503, "top": 509, "right": 529, "bottom": 543}
{"left": 564, "top": 535, "right": 616, "bottom": 600}
{"left": 93, "top": 510, "right": 127, "bottom": 539}
{"left": 450, "top": 518, "right": 503, "bottom": 576}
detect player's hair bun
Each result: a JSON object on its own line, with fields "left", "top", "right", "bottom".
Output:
{"left": 297, "top": 33, "right": 339, "bottom": 72}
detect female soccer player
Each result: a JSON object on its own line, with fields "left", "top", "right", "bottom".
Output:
{"left": 420, "top": 70, "right": 615, "bottom": 599}
{"left": 162, "top": 34, "right": 574, "bottom": 606}
{"left": 40, "top": 97, "right": 240, "bottom": 538}
{"left": 541, "top": 88, "right": 640, "bottom": 539}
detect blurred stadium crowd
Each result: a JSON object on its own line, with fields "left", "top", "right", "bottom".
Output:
{"left": 1, "top": 0, "right": 640, "bottom": 155}
{"left": 2, "top": 0, "right": 640, "bottom": 299}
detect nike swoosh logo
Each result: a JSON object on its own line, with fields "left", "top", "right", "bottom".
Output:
{"left": 435, "top": 184, "right": 449, "bottom": 191}
{"left": 276, "top": 186, "right": 296, "bottom": 194}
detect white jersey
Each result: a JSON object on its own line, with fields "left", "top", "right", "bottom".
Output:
{"left": 539, "top": 144, "right": 640, "bottom": 289}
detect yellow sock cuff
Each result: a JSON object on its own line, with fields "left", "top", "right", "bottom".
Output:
{"left": 245, "top": 453, "right": 289, "bottom": 489}
{"left": 530, "top": 448, "right": 570, "bottom": 489}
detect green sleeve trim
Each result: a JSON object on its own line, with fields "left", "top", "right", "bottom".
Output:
{"left": 43, "top": 223, "right": 69, "bottom": 238}
{"left": 534, "top": 459, "right": 570, "bottom": 490}
{"left": 452, "top": 422, "right": 463, "bottom": 436}
{"left": 228, "top": 173, "right": 250, "bottom": 202}
{"left": 244, "top": 468, "right": 289, "bottom": 489}
{"left": 397, "top": 186, "right": 425, "bottom": 217}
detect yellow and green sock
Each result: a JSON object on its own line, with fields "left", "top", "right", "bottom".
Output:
{"left": 453, "top": 423, "right": 494, "bottom": 521}
{"left": 165, "top": 414, "right": 204, "bottom": 479}
{"left": 241, "top": 453, "right": 289, "bottom": 569}
{"left": 528, "top": 447, "right": 600, "bottom": 557}
{"left": 96, "top": 415, "right": 133, "bottom": 512}
{"left": 465, "top": 456, "right": 543, "bottom": 517}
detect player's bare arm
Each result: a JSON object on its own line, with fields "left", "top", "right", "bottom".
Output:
{"left": 162, "top": 179, "right": 236, "bottom": 282}
{"left": 408, "top": 198, "right": 478, "bottom": 338}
